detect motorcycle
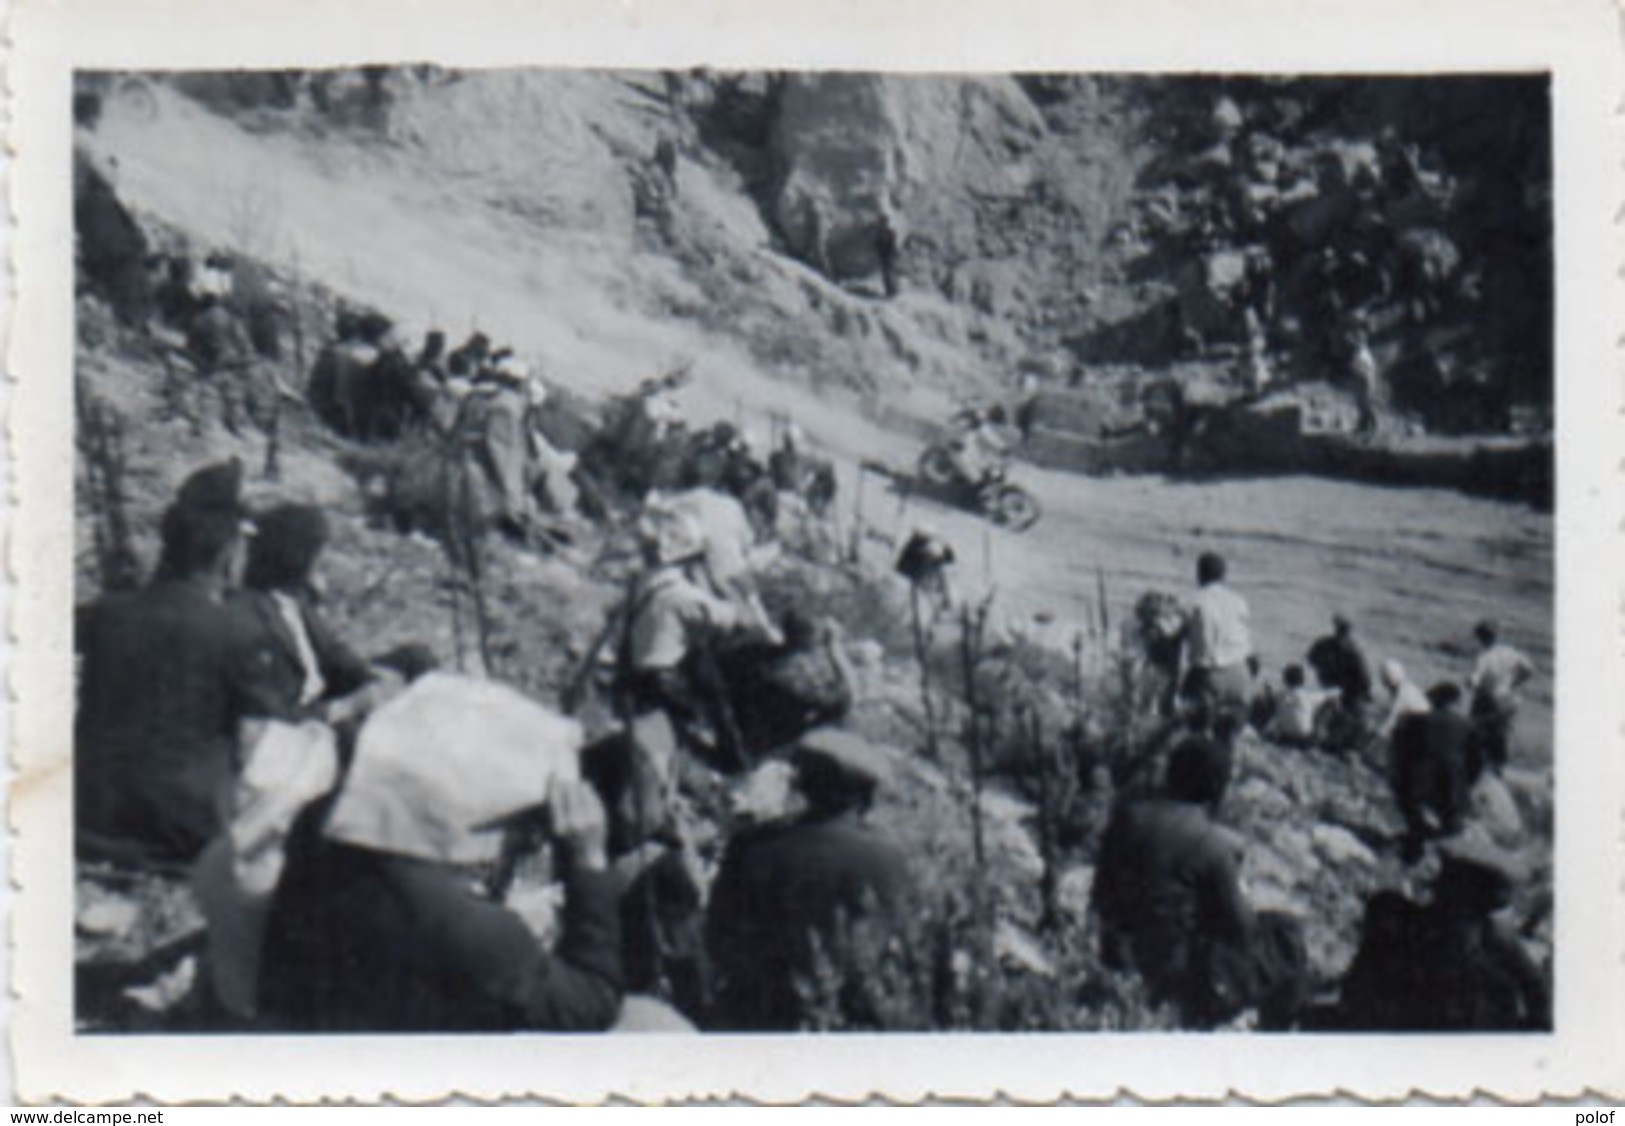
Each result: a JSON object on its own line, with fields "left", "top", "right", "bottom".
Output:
{"left": 916, "top": 439, "right": 1042, "bottom": 532}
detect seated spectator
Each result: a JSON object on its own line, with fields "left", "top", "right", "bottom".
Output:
{"left": 1268, "top": 663, "right": 1337, "bottom": 749}
{"left": 76, "top": 460, "right": 268, "bottom": 867}
{"left": 705, "top": 729, "right": 914, "bottom": 1031}
{"left": 227, "top": 504, "right": 375, "bottom": 726}
{"left": 258, "top": 679, "right": 622, "bottom": 1031}
{"left": 1374, "top": 658, "right": 1430, "bottom": 742}
{"left": 717, "top": 610, "right": 856, "bottom": 759}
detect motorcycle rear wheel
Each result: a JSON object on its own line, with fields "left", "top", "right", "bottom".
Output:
{"left": 917, "top": 444, "right": 960, "bottom": 488}
{"left": 989, "top": 483, "right": 1041, "bottom": 531}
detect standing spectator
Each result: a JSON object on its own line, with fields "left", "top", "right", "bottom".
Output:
{"left": 620, "top": 505, "right": 776, "bottom": 768}
{"left": 1307, "top": 613, "right": 1375, "bottom": 751}
{"left": 1181, "top": 551, "right": 1254, "bottom": 713}
{"left": 1347, "top": 324, "right": 1380, "bottom": 436}
{"left": 1093, "top": 736, "right": 1308, "bottom": 1029}
{"left": 1467, "top": 619, "right": 1536, "bottom": 774}
{"left": 186, "top": 289, "right": 257, "bottom": 435}
{"left": 1388, "top": 682, "right": 1476, "bottom": 863}
{"left": 874, "top": 204, "right": 901, "bottom": 299}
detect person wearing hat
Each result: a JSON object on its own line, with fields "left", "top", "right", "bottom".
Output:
{"left": 226, "top": 503, "right": 376, "bottom": 725}
{"left": 1387, "top": 680, "right": 1477, "bottom": 863}
{"left": 77, "top": 459, "right": 273, "bottom": 866}
{"left": 704, "top": 728, "right": 913, "bottom": 1030}
{"left": 1334, "top": 836, "right": 1548, "bottom": 1030}
{"left": 1092, "top": 735, "right": 1308, "bottom": 1028}
{"left": 1467, "top": 619, "right": 1536, "bottom": 774}
{"left": 257, "top": 675, "right": 624, "bottom": 1031}
{"left": 619, "top": 502, "right": 776, "bottom": 769}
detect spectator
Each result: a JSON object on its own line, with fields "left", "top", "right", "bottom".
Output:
{"left": 1181, "top": 552, "right": 1255, "bottom": 712}
{"left": 1335, "top": 837, "right": 1549, "bottom": 1030}
{"left": 76, "top": 460, "right": 268, "bottom": 866}
{"left": 1388, "top": 682, "right": 1477, "bottom": 863}
{"left": 1467, "top": 619, "right": 1535, "bottom": 774}
{"left": 227, "top": 504, "right": 376, "bottom": 725}
{"left": 1374, "top": 658, "right": 1430, "bottom": 742}
{"left": 1307, "top": 614, "right": 1374, "bottom": 708}
{"left": 1093, "top": 736, "right": 1308, "bottom": 1028}
{"left": 705, "top": 729, "right": 914, "bottom": 1030}
{"left": 1268, "top": 663, "right": 1336, "bottom": 749}
{"left": 258, "top": 684, "right": 622, "bottom": 1032}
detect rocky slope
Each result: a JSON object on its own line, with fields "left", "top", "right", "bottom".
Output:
{"left": 71, "top": 69, "right": 1553, "bottom": 1031}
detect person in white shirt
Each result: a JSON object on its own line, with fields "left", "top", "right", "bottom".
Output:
{"left": 1181, "top": 551, "right": 1255, "bottom": 712}
{"left": 620, "top": 505, "right": 776, "bottom": 768}
{"left": 1374, "top": 658, "right": 1430, "bottom": 742}
{"left": 1268, "top": 663, "right": 1337, "bottom": 749}
{"left": 1467, "top": 619, "right": 1535, "bottom": 773}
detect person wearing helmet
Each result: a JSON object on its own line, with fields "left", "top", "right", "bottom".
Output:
{"left": 945, "top": 404, "right": 1013, "bottom": 488}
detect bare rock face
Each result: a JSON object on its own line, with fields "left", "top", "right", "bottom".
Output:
{"left": 770, "top": 74, "right": 1046, "bottom": 288}
{"left": 387, "top": 71, "right": 636, "bottom": 245}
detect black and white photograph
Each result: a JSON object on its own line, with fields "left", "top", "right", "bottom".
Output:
{"left": 64, "top": 62, "right": 1559, "bottom": 1040}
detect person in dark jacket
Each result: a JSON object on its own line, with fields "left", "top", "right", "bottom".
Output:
{"left": 258, "top": 683, "right": 623, "bottom": 1032}
{"left": 74, "top": 148, "right": 153, "bottom": 327}
{"left": 186, "top": 292, "right": 258, "bottom": 435}
{"left": 227, "top": 503, "right": 373, "bottom": 725}
{"left": 1335, "top": 837, "right": 1549, "bottom": 1030}
{"left": 1307, "top": 614, "right": 1373, "bottom": 704}
{"left": 76, "top": 459, "right": 270, "bottom": 866}
{"left": 705, "top": 729, "right": 914, "bottom": 1031}
{"left": 1305, "top": 613, "right": 1374, "bottom": 752}
{"left": 1092, "top": 735, "right": 1307, "bottom": 1028}
{"left": 1388, "top": 681, "right": 1477, "bottom": 863}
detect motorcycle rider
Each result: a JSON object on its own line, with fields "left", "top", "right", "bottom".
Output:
{"left": 946, "top": 404, "right": 1013, "bottom": 489}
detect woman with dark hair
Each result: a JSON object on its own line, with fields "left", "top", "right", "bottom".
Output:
{"left": 229, "top": 503, "right": 374, "bottom": 723}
